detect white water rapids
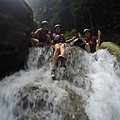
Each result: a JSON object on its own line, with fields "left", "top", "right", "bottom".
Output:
{"left": 0, "top": 46, "right": 120, "bottom": 120}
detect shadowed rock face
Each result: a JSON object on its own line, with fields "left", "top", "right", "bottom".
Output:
{"left": 0, "top": 0, "right": 33, "bottom": 79}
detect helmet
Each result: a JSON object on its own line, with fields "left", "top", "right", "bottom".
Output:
{"left": 83, "top": 28, "right": 90, "bottom": 34}
{"left": 54, "top": 24, "right": 62, "bottom": 30}
{"left": 41, "top": 21, "right": 49, "bottom": 26}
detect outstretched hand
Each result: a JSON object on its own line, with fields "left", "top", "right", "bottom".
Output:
{"left": 72, "top": 36, "right": 77, "bottom": 40}
{"left": 98, "top": 30, "right": 101, "bottom": 36}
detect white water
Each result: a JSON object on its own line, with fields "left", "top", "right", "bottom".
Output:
{"left": 0, "top": 46, "right": 120, "bottom": 120}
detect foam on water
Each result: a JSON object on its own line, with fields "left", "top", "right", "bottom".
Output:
{"left": 85, "top": 50, "right": 120, "bottom": 120}
{"left": 0, "top": 46, "right": 120, "bottom": 120}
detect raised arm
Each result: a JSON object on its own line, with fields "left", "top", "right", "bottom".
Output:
{"left": 97, "top": 30, "right": 101, "bottom": 44}
{"left": 78, "top": 33, "right": 86, "bottom": 44}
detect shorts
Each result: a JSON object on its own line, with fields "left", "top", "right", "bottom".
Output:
{"left": 90, "top": 44, "right": 96, "bottom": 53}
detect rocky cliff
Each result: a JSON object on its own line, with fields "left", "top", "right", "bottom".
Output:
{"left": 0, "top": 0, "right": 33, "bottom": 78}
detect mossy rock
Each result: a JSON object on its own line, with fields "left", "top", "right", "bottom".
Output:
{"left": 100, "top": 42, "right": 120, "bottom": 60}
{"left": 12, "top": 83, "right": 89, "bottom": 120}
{"left": 66, "top": 88, "right": 89, "bottom": 120}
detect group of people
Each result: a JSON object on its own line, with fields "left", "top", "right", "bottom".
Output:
{"left": 30, "top": 21, "right": 101, "bottom": 78}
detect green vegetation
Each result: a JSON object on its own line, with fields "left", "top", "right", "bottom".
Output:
{"left": 33, "top": 19, "right": 40, "bottom": 27}
{"left": 64, "top": 29, "right": 78, "bottom": 39}
{"left": 25, "top": 0, "right": 120, "bottom": 46}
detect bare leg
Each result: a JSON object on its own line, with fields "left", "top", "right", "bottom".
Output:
{"left": 85, "top": 43, "right": 90, "bottom": 53}
{"left": 59, "top": 43, "right": 66, "bottom": 57}
{"left": 31, "top": 38, "right": 39, "bottom": 46}
{"left": 52, "top": 44, "right": 60, "bottom": 70}
{"left": 96, "top": 44, "right": 99, "bottom": 51}
{"left": 96, "top": 40, "right": 100, "bottom": 51}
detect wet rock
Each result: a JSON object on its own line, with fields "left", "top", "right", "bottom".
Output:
{"left": 13, "top": 83, "right": 89, "bottom": 120}
{"left": 61, "top": 88, "right": 89, "bottom": 120}
{"left": 0, "top": 0, "right": 33, "bottom": 79}
{"left": 100, "top": 42, "right": 120, "bottom": 62}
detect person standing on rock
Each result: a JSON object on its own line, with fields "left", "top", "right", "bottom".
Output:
{"left": 31, "top": 21, "right": 51, "bottom": 47}
{"left": 78, "top": 29, "right": 101, "bottom": 53}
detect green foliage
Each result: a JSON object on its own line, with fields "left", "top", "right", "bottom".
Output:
{"left": 64, "top": 29, "right": 78, "bottom": 39}
{"left": 64, "top": 31, "right": 71, "bottom": 39}
{"left": 70, "top": 29, "right": 78, "bottom": 36}
{"left": 33, "top": 19, "right": 40, "bottom": 27}
{"left": 25, "top": 0, "right": 120, "bottom": 45}
{"left": 58, "top": 0, "right": 62, "bottom": 2}
{"left": 25, "top": 0, "right": 62, "bottom": 28}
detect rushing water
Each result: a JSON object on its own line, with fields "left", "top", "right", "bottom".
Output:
{"left": 0, "top": 46, "right": 120, "bottom": 120}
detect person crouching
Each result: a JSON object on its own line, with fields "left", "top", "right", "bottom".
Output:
{"left": 78, "top": 29, "right": 101, "bottom": 53}
{"left": 31, "top": 21, "right": 51, "bottom": 47}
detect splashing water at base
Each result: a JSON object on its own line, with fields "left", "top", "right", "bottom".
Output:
{"left": 0, "top": 46, "right": 120, "bottom": 120}
{"left": 85, "top": 50, "right": 120, "bottom": 120}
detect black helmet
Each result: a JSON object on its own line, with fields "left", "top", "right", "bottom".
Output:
{"left": 41, "top": 21, "right": 49, "bottom": 26}
{"left": 83, "top": 28, "right": 90, "bottom": 34}
{"left": 54, "top": 24, "right": 62, "bottom": 30}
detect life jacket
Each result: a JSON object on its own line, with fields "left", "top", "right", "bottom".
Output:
{"left": 85, "top": 36, "right": 96, "bottom": 45}
{"left": 39, "top": 29, "right": 48, "bottom": 42}
{"left": 52, "top": 33, "right": 65, "bottom": 43}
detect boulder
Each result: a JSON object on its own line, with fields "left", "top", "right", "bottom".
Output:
{"left": 13, "top": 83, "right": 89, "bottom": 120}
{"left": 0, "top": 0, "right": 33, "bottom": 79}
{"left": 100, "top": 42, "right": 120, "bottom": 61}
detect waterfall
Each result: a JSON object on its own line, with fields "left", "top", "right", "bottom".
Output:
{"left": 0, "top": 46, "right": 119, "bottom": 120}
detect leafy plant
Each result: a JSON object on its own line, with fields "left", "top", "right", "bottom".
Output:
{"left": 64, "top": 29, "right": 78, "bottom": 39}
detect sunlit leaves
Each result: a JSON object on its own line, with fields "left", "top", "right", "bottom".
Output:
{"left": 58, "top": 0, "right": 62, "bottom": 2}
